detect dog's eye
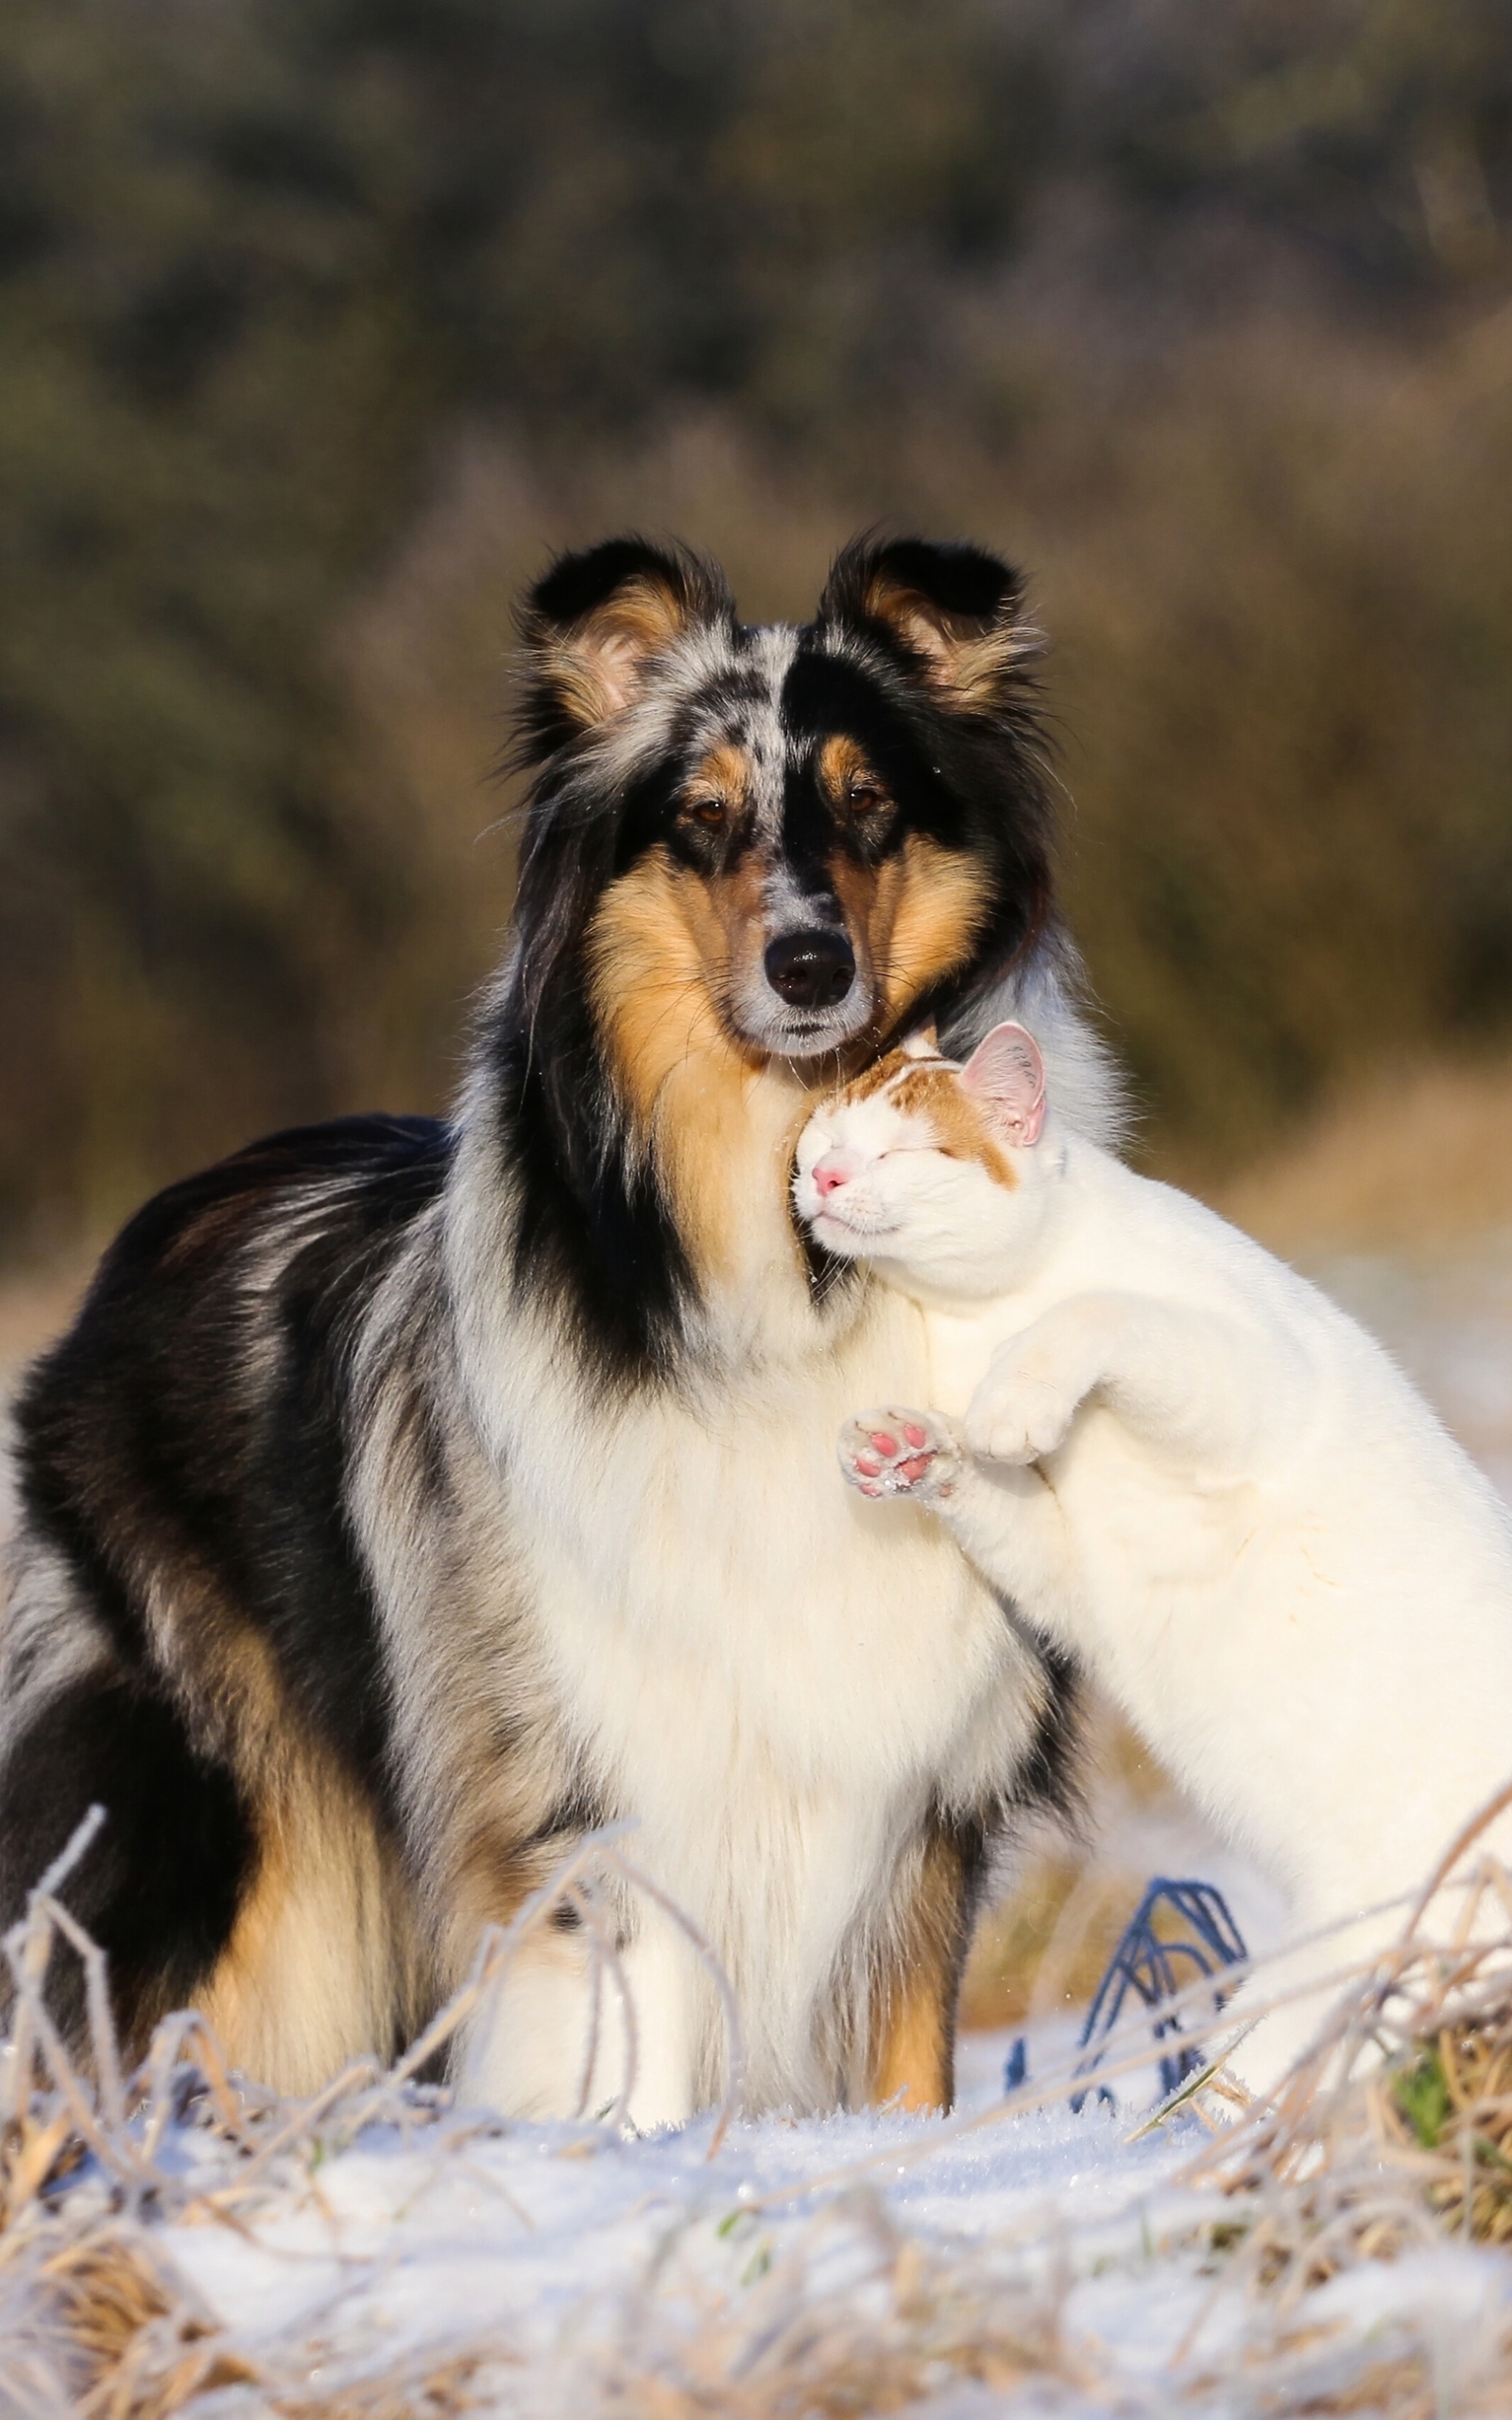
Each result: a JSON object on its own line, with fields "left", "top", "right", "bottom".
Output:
{"left": 684, "top": 797, "right": 728, "bottom": 829}
{"left": 848, "top": 781, "right": 885, "bottom": 816}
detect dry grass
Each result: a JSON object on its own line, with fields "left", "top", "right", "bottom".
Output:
{"left": 0, "top": 1813, "right": 744, "bottom": 2420}
{"left": 13, "top": 1800, "right": 1512, "bottom": 2418}
{"left": 1180, "top": 1789, "right": 1512, "bottom": 2314}
{"left": 582, "top": 2205, "right": 1073, "bottom": 2419}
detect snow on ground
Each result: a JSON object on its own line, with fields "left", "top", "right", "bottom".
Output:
{"left": 149, "top": 2081, "right": 1201, "bottom": 2387}
{"left": 34, "top": 2045, "right": 1509, "bottom": 2415}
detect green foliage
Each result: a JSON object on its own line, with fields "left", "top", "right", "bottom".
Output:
{"left": 2, "top": 0, "right": 1511, "bottom": 1245}
{"left": 1394, "top": 2045, "right": 1453, "bottom": 2148}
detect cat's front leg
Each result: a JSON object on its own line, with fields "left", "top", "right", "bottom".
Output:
{"left": 838, "top": 1406, "right": 1079, "bottom": 1629}
{"left": 963, "top": 1301, "right": 1120, "bottom": 1465}
{"left": 966, "top": 1291, "right": 1282, "bottom": 1469}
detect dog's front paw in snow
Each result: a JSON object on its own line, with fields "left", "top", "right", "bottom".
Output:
{"left": 963, "top": 1357, "right": 1085, "bottom": 1465}
{"left": 838, "top": 1409, "right": 963, "bottom": 1502}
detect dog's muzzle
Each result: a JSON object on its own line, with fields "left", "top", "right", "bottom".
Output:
{"left": 763, "top": 928, "right": 855, "bottom": 1011}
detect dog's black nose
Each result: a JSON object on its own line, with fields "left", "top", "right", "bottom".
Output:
{"left": 764, "top": 929, "right": 855, "bottom": 1010}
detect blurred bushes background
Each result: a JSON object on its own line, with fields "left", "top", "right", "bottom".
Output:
{"left": 3, "top": 0, "right": 1512, "bottom": 1253}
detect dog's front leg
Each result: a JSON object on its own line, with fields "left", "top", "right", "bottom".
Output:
{"left": 457, "top": 1898, "right": 700, "bottom": 2130}
{"left": 868, "top": 1819, "right": 980, "bottom": 2114}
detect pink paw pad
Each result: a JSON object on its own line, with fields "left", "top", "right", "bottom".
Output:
{"left": 838, "top": 1409, "right": 955, "bottom": 1503}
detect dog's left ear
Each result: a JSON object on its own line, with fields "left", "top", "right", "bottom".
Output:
{"left": 958, "top": 1022, "right": 1046, "bottom": 1146}
{"left": 516, "top": 537, "right": 733, "bottom": 760}
{"left": 818, "top": 536, "right": 1039, "bottom": 711}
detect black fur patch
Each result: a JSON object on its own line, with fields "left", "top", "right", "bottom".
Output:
{"left": 5, "top": 1115, "right": 451, "bottom": 2050}
{"left": 492, "top": 1014, "right": 696, "bottom": 1387}
{"left": 1007, "top": 1641, "right": 1084, "bottom": 1825}
{"left": 818, "top": 534, "right": 1024, "bottom": 639}
{"left": 0, "top": 1670, "right": 252, "bottom": 2049}
{"left": 16, "top": 1115, "right": 452, "bottom": 1791}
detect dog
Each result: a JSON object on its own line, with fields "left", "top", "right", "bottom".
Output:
{"left": 1, "top": 535, "right": 1119, "bottom": 2121}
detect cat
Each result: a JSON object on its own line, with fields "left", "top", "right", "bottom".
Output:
{"left": 792, "top": 1022, "right": 1512, "bottom": 2098}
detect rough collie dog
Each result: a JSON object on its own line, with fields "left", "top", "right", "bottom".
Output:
{"left": 1, "top": 536, "right": 1116, "bottom": 2123}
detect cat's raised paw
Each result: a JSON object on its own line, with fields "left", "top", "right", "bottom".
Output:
{"left": 963, "top": 1368, "right": 1081, "bottom": 1465}
{"left": 838, "top": 1409, "right": 962, "bottom": 1502}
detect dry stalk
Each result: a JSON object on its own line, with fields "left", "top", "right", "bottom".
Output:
{"left": 11, "top": 1797, "right": 1512, "bottom": 2420}
{"left": 0, "top": 1815, "right": 758, "bottom": 2420}
{"left": 1181, "top": 1787, "right": 1512, "bottom": 2333}
{"left": 268, "top": 2350, "right": 497, "bottom": 2420}
{"left": 586, "top": 2192, "right": 1077, "bottom": 2419}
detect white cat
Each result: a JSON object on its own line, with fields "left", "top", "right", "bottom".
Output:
{"left": 792, "top": 1024, "right": 1512, "bottom": 2097}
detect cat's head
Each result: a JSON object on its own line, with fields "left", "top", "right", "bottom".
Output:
{"left": 793, "top": 1021, "right": 1057, "bottom": 1299}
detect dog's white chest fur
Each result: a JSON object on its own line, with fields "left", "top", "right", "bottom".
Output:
{"left": 482, "top": 1280, "right": 1038, "bottom": 2115}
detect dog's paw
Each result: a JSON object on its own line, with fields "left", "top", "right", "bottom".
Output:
{"left": 838, "top": 1408, "right": 962, "bottom": 1501}
{"left": 963, "top": 1364, "right": 1082, "bottom": 1465}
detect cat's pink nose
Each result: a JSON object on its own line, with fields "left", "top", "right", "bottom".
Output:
{"left": 813, "top": 1154, "right": 855, "bottom": 1198}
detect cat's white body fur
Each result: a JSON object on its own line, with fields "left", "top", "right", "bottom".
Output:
{"left": 793, "top": 1028, "right": 1512, "bottom": 2095}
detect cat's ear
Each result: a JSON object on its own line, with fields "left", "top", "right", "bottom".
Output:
{"left": 901, "top": 1023, "right": 939, "bottom": 1061}
{"left": 958, "top": 1022, "right": 1046, "bottom": 1147}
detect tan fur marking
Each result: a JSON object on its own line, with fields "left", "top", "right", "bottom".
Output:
{"left": 684, "top": 740, "right": 751, "bottom": 814}
{"left": 825, "top": 847, "right": 883, "bottom": 936}
{"left": 860, "top": 567, "right": 1036, "bottom": 708}
{"left": 881, "top": 835, "right": 990, "bottom": 1019}
{"left": 837, "top": 1043, "right": 918, "bottom": 1104}
{"left": 833, "top": 1048, "right": 1018, "bottom": 1188}
{"left": 869, "top": 1829, "right": 972, "bottom": 2112}
{"left": 587, "top": 851, "right": 814, "bottom": 1286}
{"left": 199, "top": 1752, "right": 429, "bottom": 2092}
{"left": 890, "top": 1065, "right": 1019, "bottom": 1189}
{"left": 817, "top": 733, "right": 886, "bottom": 807}
{"left": 827, "top": 835, "right": 975, "bottom": 1035}
{"left": 443, "top": 1814, "right": 594, "bottom": 1975}
{"left": 540, "top": 572, "right": 696, "bottom": 728}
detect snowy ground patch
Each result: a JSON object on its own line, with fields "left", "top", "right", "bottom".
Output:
{"left": 9, "top": 1986, "right": 1512, "bottom": 2419}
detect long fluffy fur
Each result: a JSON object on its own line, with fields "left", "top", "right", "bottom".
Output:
{"left": 1, "top": 534, "right": 1109, "bottom": 2119}
{"left": 797, "top": 1034, "right": 1512, "bottom": 2098}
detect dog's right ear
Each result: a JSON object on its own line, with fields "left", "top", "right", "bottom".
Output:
{"left": 516, "top": 538, "right": 732, "bottom": 759}
{"left": 818, "top": 535, "right": 1038, "bottom": 714}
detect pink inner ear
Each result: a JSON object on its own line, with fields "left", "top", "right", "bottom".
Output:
{"left": 957, "top": 1021, "right": 1046, "bottom": 1146}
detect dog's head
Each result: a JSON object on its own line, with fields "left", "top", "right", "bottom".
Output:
{"left": 496, "top": 533, "right": 1058, "bottom": 1369}
{"left": 511, "top": 534, "right": 1053, "bottom": 1072}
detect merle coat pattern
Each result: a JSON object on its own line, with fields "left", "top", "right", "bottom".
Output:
{"left": 1, "top": 536, "right": 1114, "bottom": 2120}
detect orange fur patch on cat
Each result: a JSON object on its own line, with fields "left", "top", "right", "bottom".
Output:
{"left": 837, "top": 1047, "right": 1018, "bottom": 1187}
